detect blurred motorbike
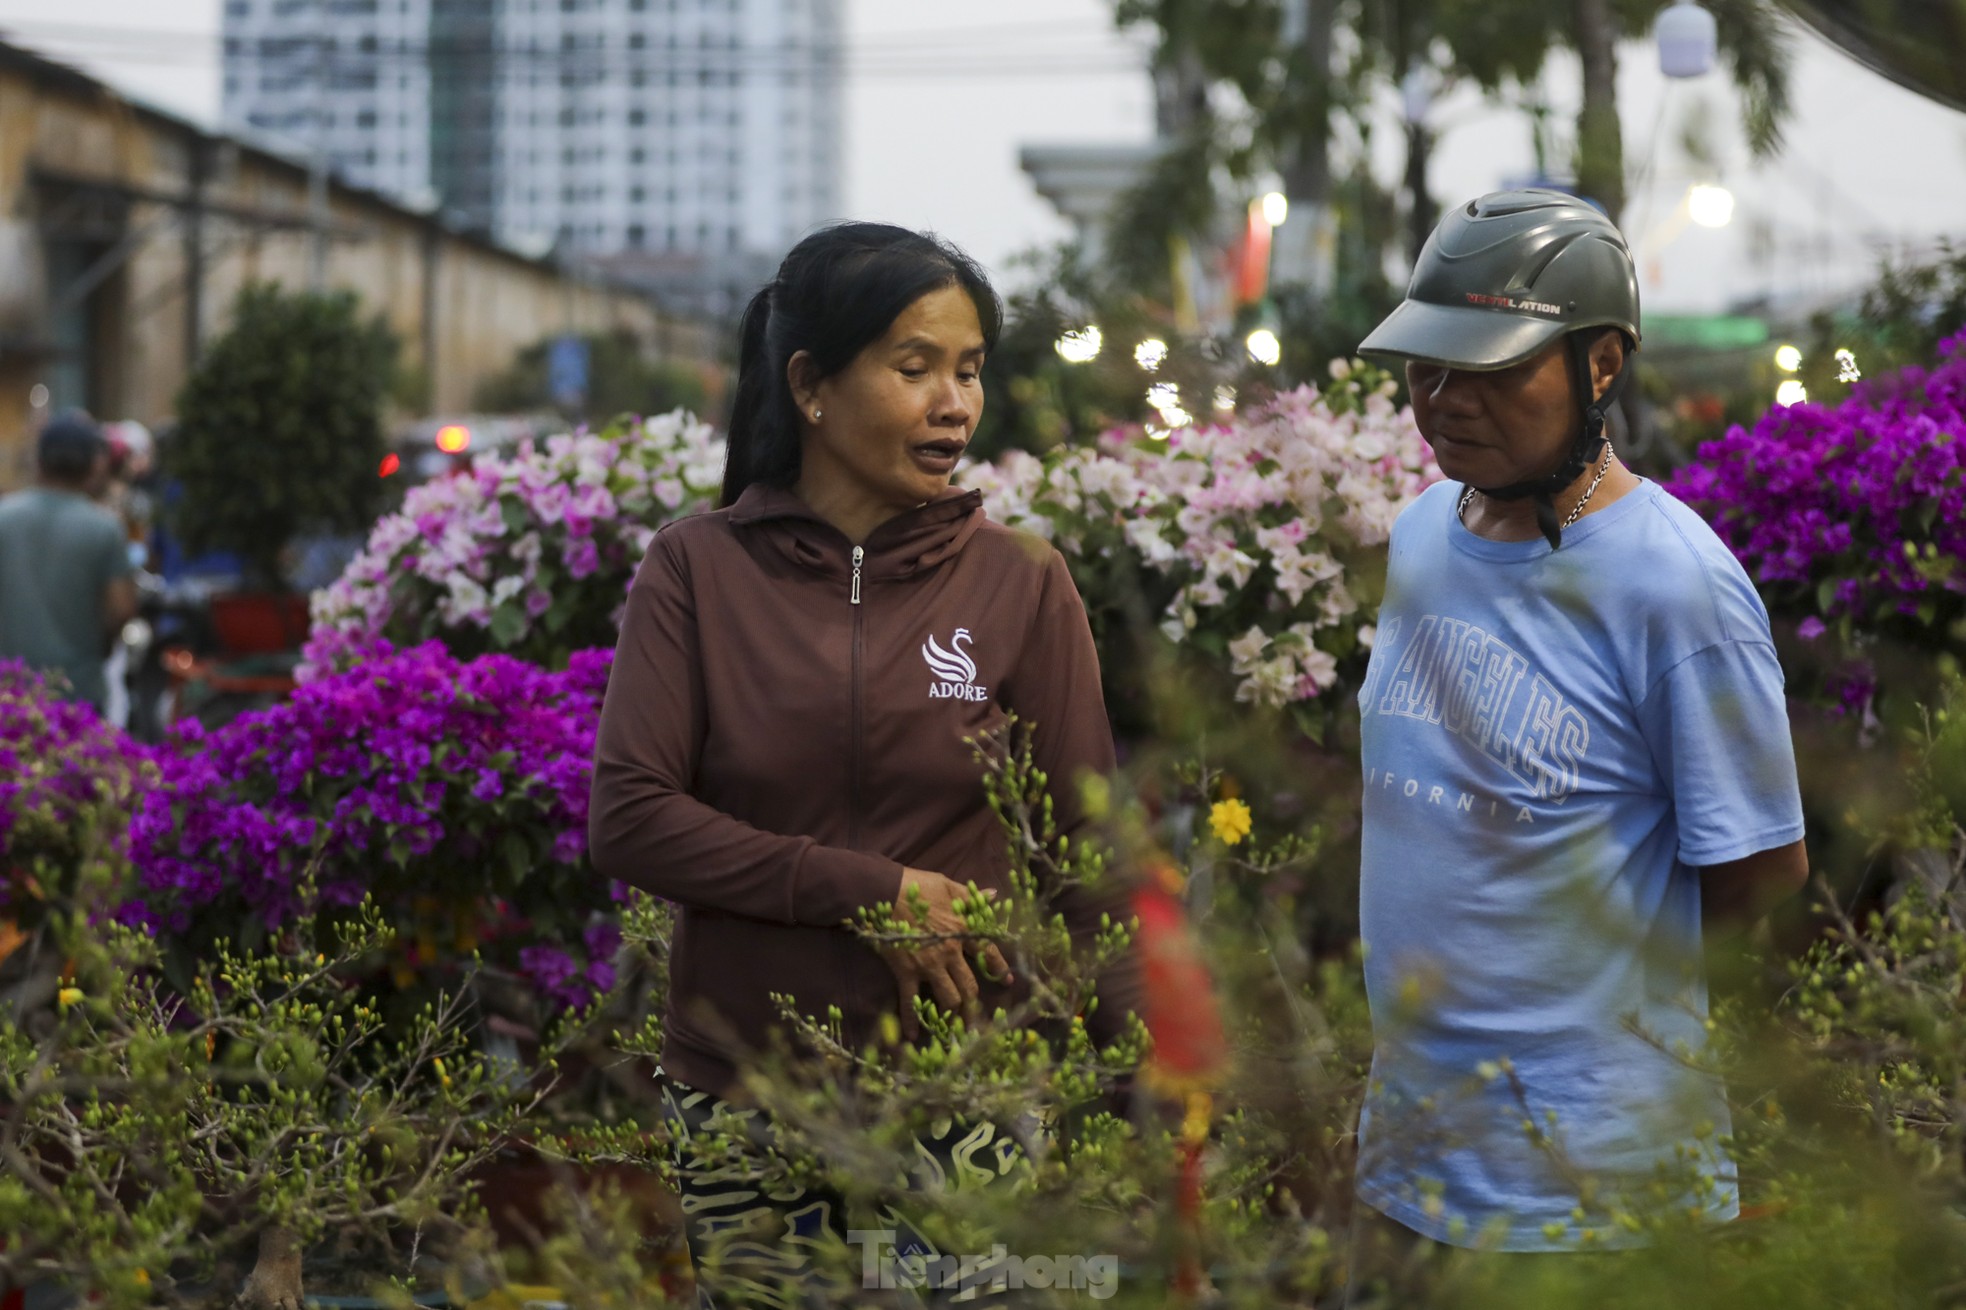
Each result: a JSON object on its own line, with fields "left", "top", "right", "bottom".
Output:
{"left": 122, "top": 575, "right": 304, "bottom": 741}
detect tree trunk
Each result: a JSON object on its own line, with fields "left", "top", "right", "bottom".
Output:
{"left": 1152, "top": 43, "right": 1209, "bottom": 138}
{"left": 235, "top": 1224, "right": 303, "bottom": 1310}
{"left": 1284, "top": 0, "right": 1333, "bottom": 210}
{"left": 1404, "top": 119, "right": 1437, "bottom": 265}
{"left": 1572, "top": 0, "right": 1626, "bottom": 220}
{"left": 1275, "top": 0, "right": 1336, "bottom": 291}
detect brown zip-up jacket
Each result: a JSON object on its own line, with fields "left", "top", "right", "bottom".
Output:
{"left": 589, "top": 483, "right": 1144, "bottom": 1098}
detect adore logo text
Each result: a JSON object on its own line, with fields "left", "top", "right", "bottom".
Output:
{"left": 922, "top": 628, "right": 991, "bottom": 702}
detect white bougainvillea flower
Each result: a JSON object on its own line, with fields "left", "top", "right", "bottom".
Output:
{"left": 302, "top": 411, "right": 725, "bottom": 679}
{"left": 962, "top": 374, "right": 1440, "bottom": 707}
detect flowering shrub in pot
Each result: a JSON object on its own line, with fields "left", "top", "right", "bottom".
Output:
{"left": 123, "top": 641, "right": 622, "bottom": 1012}
{"left": 1, "top": 663, "right": 156, "bottom": 877}
{"left": 302, "top": 411, "right": 723, "bottom": 678}
{"left": 960, "top": 362, "right": 1440, "bottom": 737}
{"left": 0, "top": 664, "right": 157, "bottom": 999}
{"left": 310, "top": 368, "right": 1433, "bottom": 739}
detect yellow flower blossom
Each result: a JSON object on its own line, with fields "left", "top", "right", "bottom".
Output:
{"left": 56, "top": 986, "right": 82, "bottom": 1010}
{"left": 1208, "top": 798, "right": 1253, "bottom": 846}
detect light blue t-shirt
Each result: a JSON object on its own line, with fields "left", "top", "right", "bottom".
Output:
{"left": 1354, "top": 479, "right": 1804, "bottom": 1252}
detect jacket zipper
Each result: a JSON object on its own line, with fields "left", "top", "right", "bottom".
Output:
{"left": 848, "top": 545, "right": 864, "bottom": 849}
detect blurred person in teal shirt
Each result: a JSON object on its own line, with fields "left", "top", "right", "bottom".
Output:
{"left": 0, "top": 411, "right": 139, "bottom": 711}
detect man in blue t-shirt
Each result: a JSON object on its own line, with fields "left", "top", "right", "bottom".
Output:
{"left": 1346, "top": 191, "right": 1808, "bottom": 1263}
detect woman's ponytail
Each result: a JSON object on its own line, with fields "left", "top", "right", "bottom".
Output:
{"left": 720, "top": 283, "right": 785, "bottom": 507}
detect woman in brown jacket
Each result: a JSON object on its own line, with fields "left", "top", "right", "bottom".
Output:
{"left": 588, "top": 223, "right": 1143, "bottom": 1304}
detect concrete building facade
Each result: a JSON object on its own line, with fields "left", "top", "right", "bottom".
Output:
{"left": 0, "top": 38, "right": 717, "bottom": 490}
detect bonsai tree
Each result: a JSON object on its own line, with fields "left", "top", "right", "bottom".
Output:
{"left": 171, "top": 284, "right": 397, "bottom": 591}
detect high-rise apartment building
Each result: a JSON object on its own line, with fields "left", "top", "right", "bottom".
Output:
{"left": 220, "top": 0, "right": 843, "bottom": 315}
{"left": 222, "top": 0, "right": 438, "bottom": 210}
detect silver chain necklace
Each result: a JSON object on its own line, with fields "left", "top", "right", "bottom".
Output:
{"left": 1458, "top": 441, "right": 1615, "bottom": 531}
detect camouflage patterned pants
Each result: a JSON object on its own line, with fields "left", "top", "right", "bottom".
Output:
{"left": 658, "top": 1074, "right": 1028, "bottom": 1309}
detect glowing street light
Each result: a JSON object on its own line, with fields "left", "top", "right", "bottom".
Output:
{"left": 435, "top": 423, "right": 472, "bottom": 454}
{"left": 1134, "top": 337, "right": 1169, "bottom": 372}
{"left": 1246, "top": 327, "right": 1282, "bottom": 367}
{"left": 1687, "top": 184, "right": 1735, "bottom": 228}
{"left": 1054, "top": 325, "right": 1103, "bottom": 364}
{"left": 1775, "top": 379, "right": 1808, "bottom": 406}
{"left": 1774, "top": 344, "right": 1802, "bottom": 373}
{"left": 1260, "top": 191, "right": 1290, "bottom": 228}
{"left": 1146, "top": 382, "right": 1192, "bottom": 428}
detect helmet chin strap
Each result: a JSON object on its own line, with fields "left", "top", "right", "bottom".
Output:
{"left": 1464, "top": 334, "right": 1630, "bottom": 550}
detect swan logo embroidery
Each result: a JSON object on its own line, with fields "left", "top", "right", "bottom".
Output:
{"left": 922, "top": 628, "right": 990, "bottom": 702}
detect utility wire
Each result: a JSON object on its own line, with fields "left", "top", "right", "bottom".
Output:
{"left": 3, "top": 42, "right": 1150, "bottom": 77}
{"left": 0, "top": 16, "right": 1153, "bottom": 77}
{"left": 0, "top": 14, "right": 1124, "bottom": 45}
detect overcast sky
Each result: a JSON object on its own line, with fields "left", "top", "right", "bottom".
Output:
{"left": 4, "top": 0, "right": 1964, "bottom": 317}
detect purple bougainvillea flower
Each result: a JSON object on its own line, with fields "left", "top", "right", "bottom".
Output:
{"left": 1664, "top": 330, "right": 1966, "bottom": 660}
{"left": 0, "top": 662, "right": 157, "bottom": 905}
{"left": 124, "top": 641, "right": 626, "bottom": 1008}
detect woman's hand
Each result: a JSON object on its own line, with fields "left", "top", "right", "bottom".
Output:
{"left": 879, "top": 868, "right": 1013, "bottom": 1037}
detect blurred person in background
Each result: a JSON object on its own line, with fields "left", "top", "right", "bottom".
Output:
{"left": 101, "top": 420, "right": 159, "bottom": 557}
{"left": 97, "top": 420, "right": 159, "bottom": 726}
{"left": 0, "top": 410, "right": 139, "bottom": 713}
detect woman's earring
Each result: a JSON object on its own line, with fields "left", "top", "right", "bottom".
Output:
{"left": 812, "top": 409, "right": 822, "bottom": 422}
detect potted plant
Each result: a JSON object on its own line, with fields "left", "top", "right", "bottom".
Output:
{"left": 169, "top": 283, "right": 398, "bottom": 650}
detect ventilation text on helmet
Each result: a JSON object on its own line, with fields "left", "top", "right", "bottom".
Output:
{"left": 1465, "top": 293, "right": 1565, "bottom": 317}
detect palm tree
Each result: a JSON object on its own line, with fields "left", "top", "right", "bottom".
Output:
{"left": 1109, "top": 0, "right": 1376, "bottom": 294}
{"left": 1113, "top": 0, "right": 1796, "bottom": 239}
{"left": 1558, "top": 0, "right": 1795, "bottom": 221}
{"left": 1361, "top": 0, "right": 1795, "bottom": 223}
